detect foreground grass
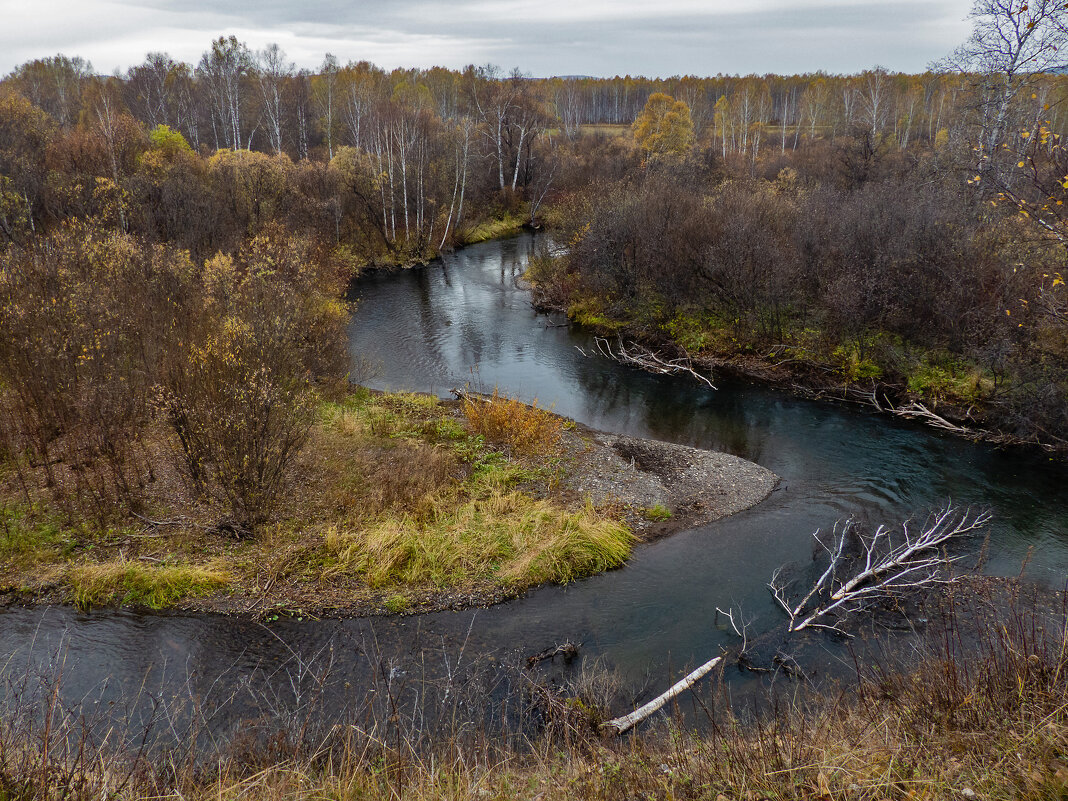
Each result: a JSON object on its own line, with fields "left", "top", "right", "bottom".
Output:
{"left": 0, "top": 389, "right": 633, "bottom": 613}
{"left": 2, "top": 585, "right": 1065, "bottom": 800}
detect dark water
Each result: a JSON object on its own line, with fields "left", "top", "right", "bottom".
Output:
{"left": 3, "top": 233, "right": 1067, "bottom": 739}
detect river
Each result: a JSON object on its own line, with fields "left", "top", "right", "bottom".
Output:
{"left": 2, "top": 233, "right": 1066, "bottom": 742}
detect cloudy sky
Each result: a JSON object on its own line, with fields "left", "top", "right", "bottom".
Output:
{"left": 1, "top": 0, "right": 974, "bottom": 78}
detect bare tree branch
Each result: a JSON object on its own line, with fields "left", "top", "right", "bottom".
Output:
{"left": 769, "top": 505, "right": 992, "bottom": 635}
{"left": 576, "top": 337, "right": 715, "bottom": 389}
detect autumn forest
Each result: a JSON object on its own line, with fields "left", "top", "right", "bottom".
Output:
{"left": 3, "top": 1, "right": 1068, "bottom": 795}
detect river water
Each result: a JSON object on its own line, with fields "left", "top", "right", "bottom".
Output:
{"left": 2, "top": 233, "right": 1066, "bottom": 739}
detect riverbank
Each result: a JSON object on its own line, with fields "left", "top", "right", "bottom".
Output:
{"left": 0, "top": 389, "right": 777, "bottom": 619}
{"left": 527, "top": 274, "right": 1063, "bottom": 455}
{"left": 354, "top": 214, "right": 530, "bottom": 272}
{"left": 2, "top": 576, "right": 1063, "bottom": 801}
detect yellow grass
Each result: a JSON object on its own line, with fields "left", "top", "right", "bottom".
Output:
{"left": 69, "top": 559, "right": 231, "bottom": 610}
{"left": 325, "top": 492, "right": 632, "bottom": 589}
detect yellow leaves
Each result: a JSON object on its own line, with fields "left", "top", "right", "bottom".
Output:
{"left": 1019, "top": 161, "right": 1026, "bottom": 168}
{"left": 632, "top": 92, "right": 695, "bottom": 158}
{"left": 568, "top": 222, "right": 591, "bottom": 248}
{"left": 204, "top": 253, "right": 238, "bottom": 295}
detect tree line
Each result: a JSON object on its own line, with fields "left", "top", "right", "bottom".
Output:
{"left": 528, "top": 0, "right": 1068, "bottom": 447}
{"left": 3, "top": 6, "right": 1068, "bottom": 534}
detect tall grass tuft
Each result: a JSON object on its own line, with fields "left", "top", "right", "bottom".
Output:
{"left": 326, "top": 493, "right": 632, "bottom": 589}
{"left": 69, "top": 559, "right": 231, "bottom": 610}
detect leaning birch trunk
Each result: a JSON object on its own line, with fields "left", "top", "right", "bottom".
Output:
{"left": 601, "top": 656, "right": 721, "bottom": 735}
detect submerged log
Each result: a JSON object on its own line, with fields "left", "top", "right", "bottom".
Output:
{"left": 601, "top": 655, "right": 722, "bottom": 735}
{"left": 526, "top": 641, "right": 580, "bottom": 669}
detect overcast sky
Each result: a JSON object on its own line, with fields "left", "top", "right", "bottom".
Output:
{"left": 1, "top": 0, "right": 975, "bottom": 78}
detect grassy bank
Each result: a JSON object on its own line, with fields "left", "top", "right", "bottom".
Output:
{"left": 457, "top": 212, "right": 527, "bottom": 245}
{"left": 0, "top": 389, "right": 633, "bottom": 615}
{"left": 527, "top": 253, "right": 1033, "bottom": 446}
{"left": 2, "top": 582, "right": 1064, "bottom": 800}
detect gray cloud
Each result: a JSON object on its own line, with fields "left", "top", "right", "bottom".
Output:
{"left": 1, "top": 0, "right": 973, "bottom": 76}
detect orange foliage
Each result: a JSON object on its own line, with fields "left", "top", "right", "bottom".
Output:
{"left": 461, "top": 389, "right": 563, "bottom": 457}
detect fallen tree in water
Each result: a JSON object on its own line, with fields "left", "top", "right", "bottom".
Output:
{"left": 601, "top": 655, "right": 723, "bottom": 735}
{"left": 768, "top": 504, "right": 992, "bottom": 636}
{"left": 602, "top": 504, "right": 992, "bottom": 734}
{"left": 576, "top": 336, "right": 715, "bottom": 389}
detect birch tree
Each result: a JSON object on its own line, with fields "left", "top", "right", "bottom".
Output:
{"left": 940, "top": 0, "right": 1068, "bottom": 184}
{"left": 256, "top": 43, "right": 292, "bottom": 155}
{"left": 197, "top": 36, "right": 251, "bottom": 150}
{"left": 313, "top": 54, "right": 340, "bottom": 158}
{"left": 466, "top": 64, "right": 518, "bottom": 191}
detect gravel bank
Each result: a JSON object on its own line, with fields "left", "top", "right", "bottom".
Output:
{"left": 560, "top": 429, "right": 780, "bottom": 540}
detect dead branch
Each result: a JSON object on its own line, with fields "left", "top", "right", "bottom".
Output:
{"left": 769, "top": 505, "right": 992, "bottom": 636}
{"left": 129, "top": 511, "right": 213, "bottom": 536}
{"left": 525, "top": 641, "right": 580, "bottom": 669}
{"left": 601, "top": 655, "right": 722, "bottom": 735}
{"left": 715, "top": 606, "right": 752, "bottom": 654}
{"left": 451, "top": 388, "right": 491, "bottom": 404}
{"left": 870, "top": 394, "right": 970, "bottom": 434}
{"left": 576, "top": 337, "right": 715, "bottom": 389}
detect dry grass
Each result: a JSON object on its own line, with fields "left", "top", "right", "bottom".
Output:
{"left": 69, "top": 559, "right": 231, "bottom": 610}
{"left": 319, "top": 393, "right": 629, "bottom": 590}
{"left": 325, "top": 493, "right": 632, "bottom": 589}
{"left": 579, "top": 123, "right": 631, "bottom": 138}
{"left": 462, "top": 388, "right": 565, "bottom": 457}
{"left": 0, "top": 389, "right": 629, "bottom": 613}
{"left": 457, "top": 214, "right": 525, "bottom": 245}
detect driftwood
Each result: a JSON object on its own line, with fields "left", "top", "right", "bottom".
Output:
{"left": 601, "top": 655, "right": 722, "bottom": 735}
{"left": 576, "top": 337, "right": 715, "bottom": 389}
{"left": 451, "top": 388, "right": 491, "bottom": 404}
{"left": 768, "top": 505, "right": 992, "bottom": 636}
{"left": 526, "top": 641, "right": 580, "bottom": 669}
{"left": 869, "top": 393, "right": 970, "bottom": 434}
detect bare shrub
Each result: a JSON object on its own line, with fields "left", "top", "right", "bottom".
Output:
{"left": 159, "top": 228, "right": 350, "bottom": 530}
{"left": 0, "top": 221, "right": 194, "bottom": 516}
